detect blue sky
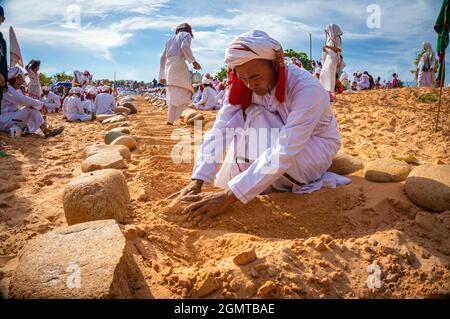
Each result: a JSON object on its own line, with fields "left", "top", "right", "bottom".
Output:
{"left": 0, "top": 0, "right": 448, "bottom": 84}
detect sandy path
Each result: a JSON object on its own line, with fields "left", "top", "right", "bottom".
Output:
{"left": 1, "top": 88, "right": 449, "bottom": 298}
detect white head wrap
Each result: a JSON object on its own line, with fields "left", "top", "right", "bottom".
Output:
{"left": 8, "top": 67, "right": 24, "bottom": 80}
{"left": 70, "top": 87, "right": 83, "bottom": 94}
{"left": 101, "top": 85, "right": 111, "bottom": 93}
{"left": 224, "top": 30, "right": 282, "bottom": 69}
{"left": 325, "top": 24, "right": 343, "bottom": 49}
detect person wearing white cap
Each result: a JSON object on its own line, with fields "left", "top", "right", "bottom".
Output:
{"left": 63, "top": 87, "right": 92, "bottom": 122}
{"left": 194, "top": 77, "right": 219, "bottom": 110}
{"left": 159, "top": 23, "right": 202, "bottom": 125}
{"left": 192, "top": 84, "right": 202, "bottom": 104}
{"left": 94, "top": 85, "right": 117, "bottom": 115}
{"left": 42, "top": 86, "right": 61, "bottom": 112}
{"left": 167, "top": 30, "right": 348, "bottom": 225}
{"left": 0, "top": 67, "right": 63, "bottom": 137}
{"left": 82, "top": 87, "right": 96, "bottom": 114}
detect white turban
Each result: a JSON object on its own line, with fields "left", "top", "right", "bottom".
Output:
{"left": 8, "top": 67, "right": 24, "bottom": 80}
{"left": 202, "top": 77, "right": 212, "bottom": 85}
{"left": 325, "top": 24, "right": 343, "bottom": 49}
{"left": 224, "top": 30, "right": 283, "bottom": 69}
{"left": 101, "top": 85, "right": 111, "bottom": 93}
{"left": 70, "top": 87, "right": 83, "bottom": 94}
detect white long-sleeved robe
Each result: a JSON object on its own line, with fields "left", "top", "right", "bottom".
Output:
{"left": 418, "top": 52, "right": 435, "bottom": 87}
{"left": 195, "top": 86, "right": 218, "bottom": 110}
{"left": 94, "top": 93, "right": 116, "bottom": 115}
{"left": 43, "top": 91, "right": 61, "bottom": 112}
{"left": 191, "top": 65, "right": 344, "bottom": 204}
{"left": 357, "top": 74, "right": 370, "bottom": 91}
{"left": 0, "top": 85, "right": 44, "bottom": 133}
{"left": 159, "top": 32, "right": 196, "bottom": 123}
{"left": 64, "top": 95, "right": 91, "bottom": 122}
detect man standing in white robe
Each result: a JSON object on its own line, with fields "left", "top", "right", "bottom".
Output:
{"left": 319, "top": 24, "right": 344, "bottom": 102}
{"left": 159, "top": 23, "right": 202, "bottom": 125}
{"left": 0, "top": 67, "right": 63, "bottom": 137}
{"left": 417, "top": 42, "right": 436, "bottom": 87}
{"left": 64, "top": 87, "right": 92, "bottom": 122}
{"left": 167, "top": 30, "right": 349, "bottom": 225}
{"left": 42, "top": 86, "right": 61, "bottom": 112}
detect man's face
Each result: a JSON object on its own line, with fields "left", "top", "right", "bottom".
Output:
{"left": 13, "top": 75, "right": 24, "bottom": 88}
{"left": 0, "top": 16, "right": 5, "bottom": 25}
{"left": 235, "top": 59, "right": 276, "bottom": 96}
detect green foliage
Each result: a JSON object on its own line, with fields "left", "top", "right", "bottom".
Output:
{"left": 410, "top": 89, "right": 439, "bottom": 103}
{"left": 53, "top": 72, "right": 74, "bottom": 82}
{"left": 284, "top": 49, "right": 312, "bottom": 71}
{"left": 216, "top": 67, "right": 228, "bottom": 82}
{"left": 39, "top": 72, "right": 52, "bottom": 86}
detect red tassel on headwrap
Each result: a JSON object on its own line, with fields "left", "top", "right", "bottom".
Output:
{"left": 228, "top": 48, "right": 286, "bottom": 110}
{"left": 228, "top": 68, "right": 252, "bottom": 110}
{"left": 274, "top": 48, "right": 286, "bottom": 105}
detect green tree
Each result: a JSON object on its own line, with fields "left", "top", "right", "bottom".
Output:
{"left": 39, "top": 72, "right": 52, "bottom": 86}
{"left": 284, "top": 49, "right": 312, "bottom": 71}
{"left": 216, "top": 66, "right": 228, "bottom": 82}
{"left": 53, "top": 72, "right": 74, "bottom": 82}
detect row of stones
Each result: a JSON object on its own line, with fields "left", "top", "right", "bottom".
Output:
{"left": 328, "top": 152, "right": 450, "bottom": 212}
{"left": 9, "top": 97, "right": 143, "bottom": 299}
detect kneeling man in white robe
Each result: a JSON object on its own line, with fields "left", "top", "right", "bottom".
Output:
{"left": 0, "top": 67, "right": 64, "bottom": 137}
{"left": 195, "top": 78, "right": 219, "bottom": 110}
{"left": 168, "top": 30, "right": 350, "bottom": 225}
{"left": 94, "top": 86, "right": 117, "bottom": 115}
{"left": 42, "top": 86, "right": 61, "bottom": 112}
{"left": 64, "top": 87, "right": 92, "bottom": 122}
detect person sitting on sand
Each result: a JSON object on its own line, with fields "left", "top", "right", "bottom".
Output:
{"left": 0, "top": 67, "right": 64, "bottom": 137}
{"left": 195, "top": 77, "right": 219, "bottom": 110}
{"left": 42, "top": 86, "right": 61, "bottom": 113}
{"left": 356, "top": 72, "right": 370, "bottom": 91}
{"left": 63, "top": 87, "right": 92, "bottom": 122}
{"left": 94, "top": 85, "right": 117, "bottom": 115}
{"left": 167, "top": 30, "right": 350, "bottom": 225}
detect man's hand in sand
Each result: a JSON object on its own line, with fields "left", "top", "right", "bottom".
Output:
{"left": 181, "top": 189, "right": 237, "bottom": 226}
{"left": 165, "top": 179, "right": 203, "bottom": 201}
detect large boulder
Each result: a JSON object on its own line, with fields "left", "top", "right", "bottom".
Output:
{"left": 328, "top": 151, "right": 364, "bottom": 175}
{"left": 81, "top": 152, "right": 126, "bottom": 173}
{"left": 63, "top": 169, "right": 130, "bottom": 225}
{"left": 114, "top": 106, "right": 131, "bottom": 115}
{"left": 187, "top": 113, "right": 204, "bottom": 125}
{"left": 106, "top": 122, "right": 129, "bottom": 131}
{"left": 95, "top": 114, "right": 116, "bottom": 122}
{"left": 111, "top": 136, "right": 137, "bottom": 151}
{"left": 182, "top": 109, "right": 199, "bottom": 122}
{"left": 9, "top": 220, "right": 142, "bottom": 298}
{"left": 122, "top": 96, "right": 135, "bottom": 103}
{"left": 83, "top": 144, "right": 131, "bottom": 160}
{"left": 102, "top": 115, "right": 127, "bottom": 125}
{"left": 110, "top": 127, "right": 131, "bottom": 135}
{"left": 105, "top": 130, "right": 127, "bottom": 145}
{"left": 363, "top": 158, "right": 411, "bottom": 182}
{"left": 405, "top": 165, "right": 450, "bottom": 212}
{"left": 122, "top": 102, "right": 138, "bottom": 114}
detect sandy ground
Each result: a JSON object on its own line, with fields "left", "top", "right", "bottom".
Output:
{"left": 0, "top": 87, "right": 449, "bottom": 299}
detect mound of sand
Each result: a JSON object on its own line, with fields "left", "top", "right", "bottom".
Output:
{"left": 0, "top": 88, "right": 449, "bottom": 299}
